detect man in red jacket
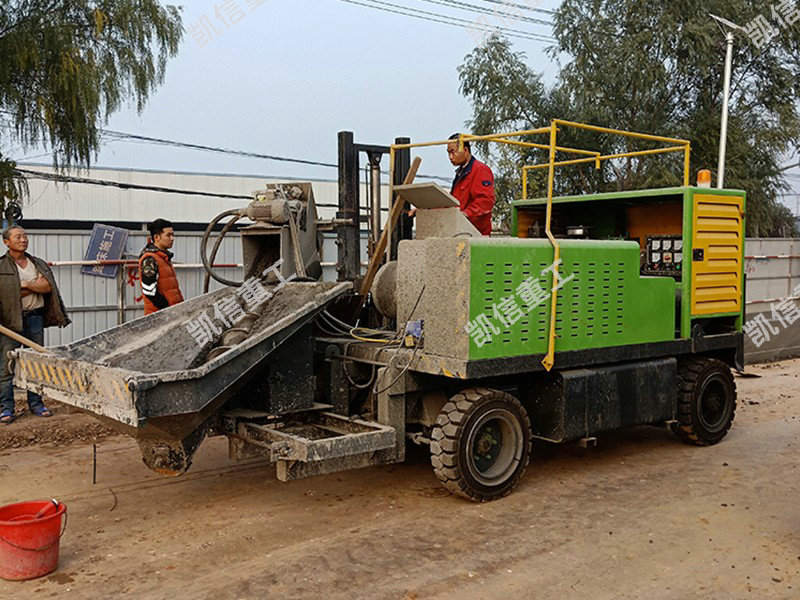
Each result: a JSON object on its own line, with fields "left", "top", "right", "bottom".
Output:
{"left": 139, "top": 219, "right": 184, "bottom": 315}
{"left": 447, "top": 133, "right": 495, "bottom": 236}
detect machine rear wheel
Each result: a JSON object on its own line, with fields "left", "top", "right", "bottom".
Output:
{"left": 671, "top": 358, "right": 736, "bottom": 446}
{"left": 430, "top": 387, "right": 531, "bottom": 502}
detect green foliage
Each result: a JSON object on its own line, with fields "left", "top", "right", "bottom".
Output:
{"left": 0, "top": 0, "right": 182, "bottom": 201}
{"left": 458, "top": 1, "right": 800, "bottom": 236}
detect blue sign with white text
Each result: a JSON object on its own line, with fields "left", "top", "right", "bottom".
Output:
{"left": 81, "top": 224, "right": 129, "bottom": 278}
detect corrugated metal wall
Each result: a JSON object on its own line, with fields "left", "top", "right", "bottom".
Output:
{"left": 744, "top": 238, "right": 800, "bottom": 362}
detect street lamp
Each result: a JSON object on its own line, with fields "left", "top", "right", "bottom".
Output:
{"left": 709, "top": 14, "right": 745, "bottom": 189}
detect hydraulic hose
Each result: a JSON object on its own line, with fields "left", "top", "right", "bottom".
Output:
{"left": 201, "top": 209, "right": 245, "bottom": 288}
{"left": 203, "top": 214, "right": 242, "bottom": 292}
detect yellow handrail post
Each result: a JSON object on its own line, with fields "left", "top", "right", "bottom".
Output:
{"left": 521, "top": 166, "right": 528, "bottom": 200}
{"left": 683, "top": 144, "right": 691, "bottom": 187}
{"left": 542, "top": 121, "right": 560, "bottom": 372}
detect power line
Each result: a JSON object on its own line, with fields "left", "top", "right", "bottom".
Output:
{"left": 416, "top": 0, "right": 554, "bottom": 28}
{"left": 361, "top": 0, "right": 556, "bottom": 40}
{"left": 338, "top": 0, "right": 557, "bottom": 42}
{"left": 474, "top": 0, "right": 556, "bottom": 16}
{"left": 103, "top": 130, "right": 339, "bottom": 169}
{"left": 14, "top": 168, "right": 254, "bottom": 200}
{"left": 102, "top": 130, "right": 452, "bottom": 183}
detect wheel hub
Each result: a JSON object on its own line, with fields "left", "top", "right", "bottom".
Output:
{"left": 699, "top": 376, "right": 730, "bottom": 431}
{"left": 465, "top": 408, "right": 523, "bottom": 487}
{"left": 473, "top": 424, "right": 502, "bottom": 471}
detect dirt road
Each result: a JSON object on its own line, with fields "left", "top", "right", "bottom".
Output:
{"left": 1, "top": 359, "right": 799, "bottom": 599}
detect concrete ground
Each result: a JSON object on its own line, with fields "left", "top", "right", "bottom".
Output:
{"left": 0, "top": 358, "right": 799, "bottom": 599}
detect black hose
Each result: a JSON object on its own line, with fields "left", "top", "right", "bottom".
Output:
{"left": 201, "top": 209, "right": 244, "bottom": 288}
{"left": 203, "top": 214, "right": 242, "bottom": 293}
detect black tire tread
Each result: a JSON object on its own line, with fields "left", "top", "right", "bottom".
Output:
{"left": 430, "top": 387, "right": 532, "bottom": 502}
{"left": 671, "top": 357, "right": 736, "bottom": 446}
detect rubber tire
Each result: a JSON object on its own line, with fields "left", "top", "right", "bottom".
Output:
{"left": 430, "top": 387, "right": 532, "bottom": 502}
{"left": 671, "top": 358, "right": 736, "bottom": 446}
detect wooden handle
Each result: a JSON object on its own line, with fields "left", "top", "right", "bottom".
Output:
{"left": 360, "top": 156, "right": 422, "bottom": 296}
{"left": 34, "top": 500, "right": 59, "bottom": 519}
{"left": 0, "top": 324, "right": 49, "bottom": 354}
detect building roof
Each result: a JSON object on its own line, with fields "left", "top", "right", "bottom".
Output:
{"left": 17, "top": 163, "right": 392, "bottom": 224}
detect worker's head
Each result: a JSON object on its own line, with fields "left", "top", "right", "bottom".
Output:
{"left": 149, "top": 219, "right": 175, "bottom": 251}
{"left": 2, "top": 225, "right": 28, "bottom": 253}
{"left": 447, "top": 133, "right": 471, "bottom": 167}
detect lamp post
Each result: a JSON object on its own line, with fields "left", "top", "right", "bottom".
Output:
{"left": 709, "top": 14, "right": 745, "bottom": 189}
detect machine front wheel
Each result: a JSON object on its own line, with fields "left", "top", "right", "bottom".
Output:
{"left": 430, "top": 387, "right": 532, "bottom": 502}
{"left": 671, "top": 358, "right": 737, "bottom": 446}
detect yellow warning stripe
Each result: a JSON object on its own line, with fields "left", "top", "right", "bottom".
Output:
{"left": 33, "top": 361, "right": 45, "bottom": 382}
{"left": 55, "top": 367, "right": 67, "bottom": 387}
{"left": 64, "top": 368, "right": 75, "bottom": 391}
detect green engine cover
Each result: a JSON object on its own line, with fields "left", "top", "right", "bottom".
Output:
{"left": 468, "top": 239, "right": 676, "bottom": 360}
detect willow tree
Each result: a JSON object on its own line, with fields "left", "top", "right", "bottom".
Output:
{"left": 0, "top": 1, "right": 183, "bottom": 204}
{"left": 459, "top": 0, "right": 800, "bottom": 236}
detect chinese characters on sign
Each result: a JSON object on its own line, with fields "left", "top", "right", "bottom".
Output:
{"left": 188, "top": 0, "right": 269, "bottom": 48}
{"left": 185, "top": 259, "right": 295, "bottom": 347}
{"left": 81, "top": 224, "right": 129, "bottom": 278}
{"left": 467, "top": 0, "right": 545, "bottom": 46}
{"left": 465, "top": 260, "right": 575, "bottom": 348}
{"left": 744, "top": 1, "right": 800, "bottom": 49}
{"left": 743, "top": 285, "right": 800, "bottom": 347}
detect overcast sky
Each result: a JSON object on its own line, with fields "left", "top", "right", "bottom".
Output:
{"left": 12, "top": 0, "right": 799, "bottom": 214}
{"left": 60, "top": 0, "right": 561, "bottom": 183}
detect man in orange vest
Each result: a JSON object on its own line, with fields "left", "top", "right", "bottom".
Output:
{"left": 447, "top": 133, "right": 495, "bottom": 236}
{"left": 139, "top": 219, "right": 184, "bottom": 315}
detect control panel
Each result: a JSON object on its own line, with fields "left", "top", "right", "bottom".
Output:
{"left": 642, "top": 235, "right": 683, "bottom": 278}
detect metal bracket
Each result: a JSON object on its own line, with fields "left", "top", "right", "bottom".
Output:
{"left": 224, "top": 411, "right": 397, "bottom": 481}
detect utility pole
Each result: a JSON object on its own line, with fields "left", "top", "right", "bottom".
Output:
{"left": 710, "top": 14, "right": 745, "bottom": 189}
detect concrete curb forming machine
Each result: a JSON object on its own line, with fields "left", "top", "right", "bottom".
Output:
{"left": 13, "top": 122, "right": 745, "bottom": 501}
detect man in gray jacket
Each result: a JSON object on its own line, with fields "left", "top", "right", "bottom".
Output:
{"left": 0, "top": 226, "right": 70, "bottom": 424}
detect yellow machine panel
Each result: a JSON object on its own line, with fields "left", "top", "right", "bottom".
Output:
{"left": 690, "top": 194, "right": 744, "bottom": 316}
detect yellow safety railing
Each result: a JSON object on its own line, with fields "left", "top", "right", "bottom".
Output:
{"left": 389, "top": 120, "right": 692, "bottom": 371}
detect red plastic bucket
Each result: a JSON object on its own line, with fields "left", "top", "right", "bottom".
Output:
{"left": 0, "top": 501, "right": 67, "bottom": 581}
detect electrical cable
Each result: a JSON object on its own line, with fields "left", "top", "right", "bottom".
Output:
{"left": 356, "top": 0, "right": 555, "bottom": 39}
{"left": 341, "top": 341, "right": 379, "bottom": 389}
{"left": 349, "top": 331, "right": 402, "bottom": 344}
{"left": 102, "top": 129, "right": 452, "bottom": 183}
{"left": 474, "top": 0, "right": 556, "bottom": 16}
{"left": 102, "top": 130, "right": 340, "bottom": 169}
{"left": 371, "top": 284, "right": 426, "bottom": 393}
{"left": 417, "top": 0, "right": 554, "bottom": 28}
{"left": 323, "top": 309, "right": 358, "bottom": 332}
{"left": 14, "top": 168, "right": 253, "bottom": 200}
{"left": 319, "top": 311, "right": 351, "bottom": 334}
{"left": 372, "top": 336, "right": 422, "bottom": 394}
{"left": 338, "top": 0, "right": 556, "bottom": 42}
{"left": 316, "top": 315, "right": 347, "bottom": 336}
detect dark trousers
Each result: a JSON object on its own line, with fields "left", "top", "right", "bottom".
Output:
{"left": 0, "top": 310, "right": 45, "bottom": 414}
